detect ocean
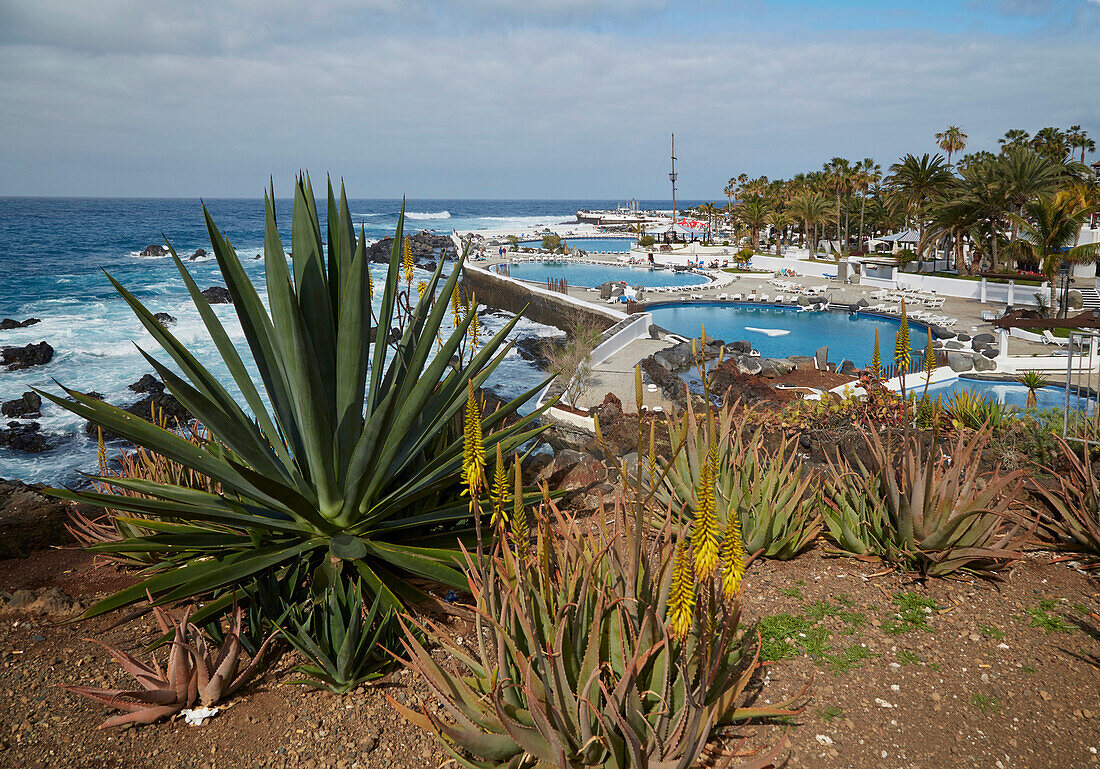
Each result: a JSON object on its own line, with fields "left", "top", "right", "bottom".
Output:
{"left": 0, "top": 197, "right": 697, "bottom": 485}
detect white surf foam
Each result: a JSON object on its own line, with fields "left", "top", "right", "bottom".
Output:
{"left": 405, "top": 211, "right": 451, "bottom": 220}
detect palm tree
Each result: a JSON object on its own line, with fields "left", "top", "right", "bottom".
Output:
{"left": 885, "top": 153, "right": 954, "bottom": 255}
{"left": 1011, "top": 194, "right": 1100, "bottom": 309}
{"left": 737, "top": 198, "right": 770, "bottom": 252}
{"left": 999, "top": 129, "right": 1031, "bottom": 153}
{"left": 789, "top": 191, "right": 832, "bottom": 260}
{"left": 928, "top": 156, "right": 1011, "bottom": 272}
{"left": 765, "top": 208, "right": 793, "bottom": 256}
{"left": 1014, "top": 370, "right": 1049, "bottom": 409}
{"left": 935, "top": 126, "right": 968, "bottom": 171}
{"left": 853, "top": 158, "right": 881, "bottom": 252}
{"left": 823, "top": 157, "right": 852, "bottom": 252}
{"left": 1032, "top": 127, "right": 1070, "bottom": 162}
{"left": 997, "top": 148, "right": 1062, "bottom": 265}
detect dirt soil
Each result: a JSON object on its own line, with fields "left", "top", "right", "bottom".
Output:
{"left": 0, "top": 546, "right": 1097, "bottom": 769}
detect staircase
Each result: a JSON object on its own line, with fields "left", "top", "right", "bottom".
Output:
{"left": 1078, "top": 287, "right": 1100, "bottom": 310}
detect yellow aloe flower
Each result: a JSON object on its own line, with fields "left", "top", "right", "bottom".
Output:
{"left": 416, "top": 281, "right": 427, "bottom": 302}
{"left": 403, "top": 236, "right": 414, "bottom": 284}
{"left": 462, "top": 380, "right": 486, "bottom": 498}
{"left": 451, "top": 284, "right": 462, "bottom": 327}
{"left": 668, "top": 540, "right": 696, "bottom": 641}
{"left": 511, "top": 457, "right": 527, "bottom": 552}
{"left": 693, "top": 457, "right": 720, "bottom": 580}
{"left": 719, "top": 513, "right": 746, "bottom": 600}
{"left": 491, "top": 442, "right": 508, "bottom": 528}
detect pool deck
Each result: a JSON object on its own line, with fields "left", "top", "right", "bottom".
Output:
{"left": 575, "top": 337, "right": 681, "bottom": 412}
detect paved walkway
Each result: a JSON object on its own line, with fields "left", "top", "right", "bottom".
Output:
{"left": 577, "top": 337, "right": 680, "bottom": 412}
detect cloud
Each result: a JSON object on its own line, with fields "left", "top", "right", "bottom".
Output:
{"left": 0, "top": 3, "right": 1096, "bottom": 197}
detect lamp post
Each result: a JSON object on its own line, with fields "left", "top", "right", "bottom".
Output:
{"left": 1059, "top": 263, "right": 1072, "bottom": 319}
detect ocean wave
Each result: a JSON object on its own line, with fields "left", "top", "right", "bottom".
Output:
{"left": 405, "top": 211, "right": 451, "bottom": 220}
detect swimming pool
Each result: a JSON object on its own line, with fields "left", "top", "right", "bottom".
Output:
{"left": 922, "top": 377, "right": 1096, "bottom": 413}
{"left": 500, "top": 261, "right": 709, "bottom": 289}
{"left": 646, "top": 301, "right": 927, "bottom": 367}
{"left": 518, "top": 237, "right": 636, "bottom": 253}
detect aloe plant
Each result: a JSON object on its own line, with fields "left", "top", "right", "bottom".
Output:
{"left": 658, "top": 402, "right": 821, "bottom": 560}
{"left": 391, "top": 496, "right": 802, "bottom": 768}
{"left": 946, "top": 390, "right": 1009, "bottom": 431}
{"left": 823, "top": 427, "right": 1028, "bottom": 578}
{"left": 64, "top": 602, "right": 273, "bottom": 728}
{"left": 41, "top": 176, "right": 550, "bottom": 623}
{"left": 1032, "top": 436, "right": 1100, "bottom": 564}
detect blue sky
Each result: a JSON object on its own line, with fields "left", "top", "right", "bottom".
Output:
{"left": 0, "top": 0, "right": 1096, "bottom": 198}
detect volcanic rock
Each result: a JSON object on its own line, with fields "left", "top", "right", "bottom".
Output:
{"left": 972, "top": 355, "right": 996, "bottom": 372}
{"left": 815, "top": 346, "right": 829, "bottom": 370}
{"left": 0, "top": 479, "right": 73, "bottom": 557}
{"left": 189, "top": 248, "right": 208, "bottom": 261}
{"left": 972, "top": 333, "right": 995, "bottom": 345}
{"left": 2, "top": 342, "right": 54, "bottom": 370}
{"left": 140, "top": 244, "right": 167, "bottom": 257}
{"left": 153, "top": 312, "right": 177, "bottom": 328}
{"left": 0, "top": 421, "right": 49, "bottom": 453}
{"left": 946, "top": 351, "right": 975, "bottom": 373}
{"left": 0, "top": 318, "right": 40, "bottom": 331}
{"left": 1, "top": 392, "right": 42, "bottom": 418}
{"left": 128, "top": 373, "right": 163, "bottom": 394}
{"left": 201, "top": 286, "right": 233, "bottom": 304}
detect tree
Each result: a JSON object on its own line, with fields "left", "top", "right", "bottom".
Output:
{"left": 956, "top": 150, "right": 996, "bottom": 174}
{"left": 765, "top": 208, "right": 793, "bottom": 256}
{"left": 1032, "top": 127, "right": 1070, "bottom": 162}
{"left": 736, "top": 198, "right": 770, "bottom": 252}
{"left": 823, "top": 157, "right": 853, "bottom": 251}
{"left": 853, "top": 158, "right": 881, "bottom": 252}
{"left": 885, "top": 153, "right": 953, "bottom": 255}
{"left": 788, "top": 191, "right": 832, "bottom": 259}
{"left": 1011, "top": 194, "right": 1100, "bottom": 309}
{"left": 543, "top": 323, "right": 603, "bottom": 409}
{"left": 1067, "top": 125, "right": 1096, "bottom": 164}
{"left": 997, "top": 148, "right": 1062, "bottom": 265}
{"left": 542, "top": 233, "right": 563, "bottom": 252}
{"left": 935, "top": 126, "right": 968, "bottom": 171}
{"left": 999, "top": 129, "right": 1031, "bottom": 154}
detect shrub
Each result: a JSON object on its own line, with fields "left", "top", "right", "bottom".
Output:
{"left": 42, "top": 176, "right": 550, "bottom": 627}
{"left": 823, "top": 426, "right": 1028, "bottom": 578}
{"left": 1031, "top": 436, "right": 1100, "bottom": 565}
{"left": 391, "top": 496, "right": 803, "bottom": 767}
{"left": 638, "top": 233, "right": 655, "bottom": 247}
{"left": 541, "top": 232, "right": 562, "bottom": 252}
{"left": 542, "top": 322, "right": 602, "bottom": 409}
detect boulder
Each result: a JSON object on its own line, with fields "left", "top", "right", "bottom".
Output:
{"left": 980, "top": 348, "right": 998, "bottom": 359}
{"left": 0, "top": 421, "right": 49, "bottom": 453}
{"left": 735, "top": 357, "right": 763, "bottom": 376}
{"left": 521, "top": 452, "right": 554, "bottom": 486}
{"left": 856, "top": 298, "right": 870, "bottom": 308}
{"left": 189, "top": 248, "right": 208, "bottom": 261}
{"left": 128, "top": 373, "right": 163, "bottom": 394}
{"left": 726, "top": 340, "right": 751, "bottom": 354}
{"left": 153, "top": 312, "right": 177, "bottom": 328}
{"left": 972, "top": 332, "right": 995, "bottom": 345}
{"left": 0, "top": 318, "right": 40, "bottom": 331}
{"left": 945, "top": 340, "right": 964, "bottom": 350}
{"left": 787, "top": 355, "right": 816, "bottom": 371}
{"left": 757, "top": 359, "right": 783, "bottom": 378}
{"left": 1, "top": 392, "right": 41, "bottom": 418}
{"left": 955, "top": 333, "right": 971, "bottom": 342}
{"left": 85, "top": 384, "right": 192, "bottom": 439}
{"left": 201, "top": 286, "right": 233, "bottom": 304}
{"left": 139, "top": 244, "right": 167, "bottom": 257}
{"left": 839, "top": 360, "right": 857, "bottom": 375}
{"left": 0, "top": 479, "right": 74, "bottom": 557}
{"left": 541, "top": 450, "right": 605, "bottom": 492}
{"left": 946, "top": 351, "right": 974, "bottom": 373}
{"left": 931, "top": 326, "right": 955, "bottom": 340}
{"left": 2, "top": 341, "right": 54, "bottom": 370}
{"left": 593, "top": 392, "right": 623, "bottom": 423}
{"left": 972, "top": 355, "right": 996, "bottom": 372}
{"left": 797, "top": 295, "right": 812, "bottom": 306}
{"left": 814, "top": 346, "right": 829, "bottom": 371}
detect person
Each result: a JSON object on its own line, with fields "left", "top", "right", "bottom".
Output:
{"left": 499, "top": 245, "right": 505, "bottom": 258}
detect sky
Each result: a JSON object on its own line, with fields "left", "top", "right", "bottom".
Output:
{"left": 0, "top": 0, "right": 1097, "bottom": 199}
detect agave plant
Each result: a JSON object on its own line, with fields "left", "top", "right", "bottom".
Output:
{"left": 946, "top": 390, "right": 1010, "bottom": 431}
{"left": 391, "top": 496, "right": 802, "bottom": 768}
{"left": 1032, "top": 436, "right": 1100, "bottom": 566}
{"left": 823, "top": 427, "right": 1028, "bottom": 578}
{"left": 64, "top": 602, "right": 272, "bottom": 728}
{"left": 658, "top": 401, "right": 820, "bottom": 560}
{"left": 280, "top": 569, "right": 399, "bottom": 693}
{"left": 41, "top": 176, "right": 550, "bottom": 623}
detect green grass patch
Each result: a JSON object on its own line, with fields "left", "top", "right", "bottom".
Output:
{"left": 896, "top": 650, "right": 922, "bottom": 666}
{"left": 822, "top": 644, "right": 877, "bottom": 675}
{"left": 979, "top": 624, "right": 1006, "bottom": 641}
{"left": 781, "top": 587, "right": 804, "bottom": 600}
{"left": 819, "top": 705, "right": 844, "bottom": 722}
{"left": 758, "top": 614, "right": 810, "bottom": 661}
{"left": 1024, "top": 606, "right": 1075, "bottom": 634}
{"left": 971, "top": 693, "right": 1001, "bottom": 713}
{"left": 1021, "top": 665, "right": 1036, "bottom": 674}
{"left": 720, "top": 267, "right": 758, "bottom": 274}
{"left": 882, "top": 592, "right": 937, "bottom": 635}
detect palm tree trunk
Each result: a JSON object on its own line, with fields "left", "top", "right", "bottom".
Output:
{"left": 859, "top": 195, "right": 867, "bottom": 253}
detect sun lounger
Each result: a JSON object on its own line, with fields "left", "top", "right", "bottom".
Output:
{"left": 1042, "top": 330, "right": 1069, "bottom": 346}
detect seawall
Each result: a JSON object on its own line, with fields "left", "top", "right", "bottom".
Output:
{"left": 463, "top": 265, "right": 622, "bottom": 333}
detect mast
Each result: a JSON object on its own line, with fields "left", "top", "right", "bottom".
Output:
{"left": 669, "top": 133, "right": 678, "bottom": 226}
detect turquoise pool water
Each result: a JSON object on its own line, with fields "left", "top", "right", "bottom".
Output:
{"left": 646, "top": 302, "right": 927, "bottom": 367}
{"left": 518, "top": 237, "right": 635, "bottom": 252}
{"left": 500, "top": 261, "right": 709, "bottom": 288}
{"left": 922, "top": 378, "right": 1096, "bottom": 413}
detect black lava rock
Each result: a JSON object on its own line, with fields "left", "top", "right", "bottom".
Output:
{"left": 153, "top": 312, "right": 177, "bottom": 328}
{"left": 189, "top": 248, "right": 208, "bottom": 261}
{"left": 128, "top": 373, "right": 163, "bottom": 394}
{"left": 140, "top": 244, "right": 167, "bottom": 257}
{"left": 0, "top": 318, "right": 41, "bottom": 331}
{"left": 201, "top": 286, "right": 233, "bottom": 304}
{"left": 0, "top": 421, "right": 49, "bottom": 453}
{"left": 2, "top": 342, "right": 54, "bottom": 371}
{"left": 1, "top": 392, "right": 42, "bottom": 418}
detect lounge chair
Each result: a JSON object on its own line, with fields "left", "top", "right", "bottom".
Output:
{"left": 1042, "top": 330, "right": 1069, "bottom": 347}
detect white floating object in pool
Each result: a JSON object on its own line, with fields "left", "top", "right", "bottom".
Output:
{"left": 744, "top": 327, "right": 791, "bottom": 337}
{"left": 647, "top": 384, "right": 658, "bottom": 392}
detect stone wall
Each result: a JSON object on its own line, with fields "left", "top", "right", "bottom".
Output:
{"left": 463, "top": 267, "right": 621, "bottom": 333}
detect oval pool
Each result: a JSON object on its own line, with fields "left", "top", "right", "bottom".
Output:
{"left": 646, "top": 301, "right": 927, "bottom": 367}
{"left": 518, "top": 237, "right": 635, "bottom": 253}
{"left": 500, "top": 261, "right": 709, "bottom": 289}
